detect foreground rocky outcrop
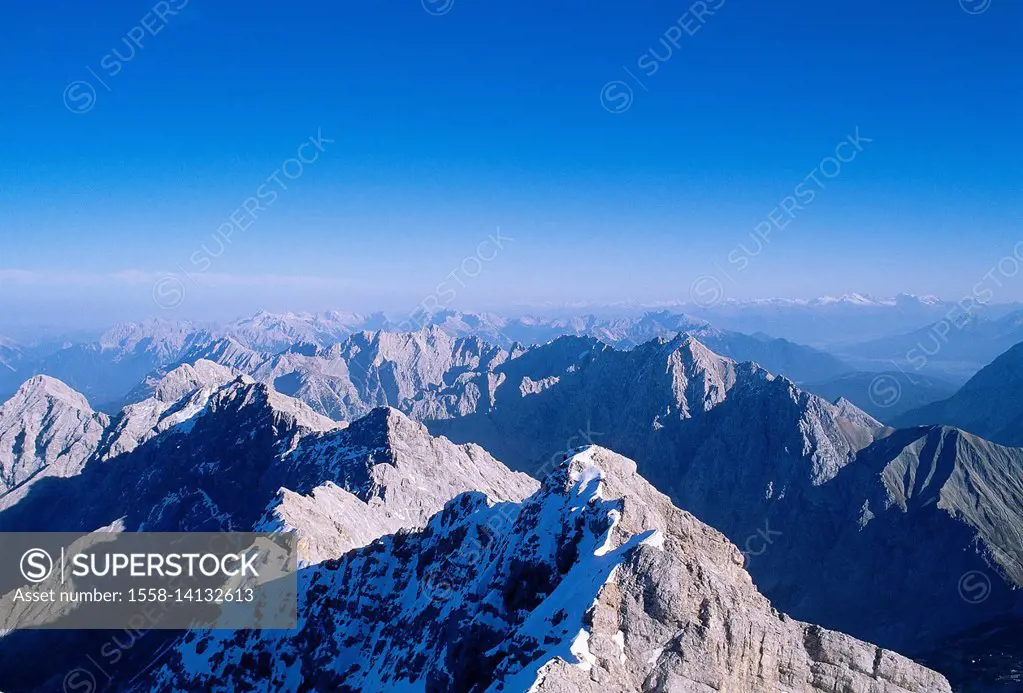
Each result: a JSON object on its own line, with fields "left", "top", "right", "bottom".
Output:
{"left": 139, "top": 447, "right": 951, "bottom": 693}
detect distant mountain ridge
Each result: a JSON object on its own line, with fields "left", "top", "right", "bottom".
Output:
{"left": 895, "top": 339, "right": 1023, "bottom": 446}
{"left": 838, "top": 308, "right": 1023, "bottom": 382}
{"left": 688, "top": 293, "right": 978, "bottom": 346}
{"left": 0, "top": 309, "right": 851, "bottom": 407}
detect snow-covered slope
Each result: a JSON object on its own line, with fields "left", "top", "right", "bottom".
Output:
{"left": 139, "top": 447, "right": 950, "bottom": 693}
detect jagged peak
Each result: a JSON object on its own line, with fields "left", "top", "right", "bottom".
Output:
{"left": 831, "top": 396, "right": 883, "bottom": 428}
{"left": 148, "top": 359, "right": 240, "bottom": 402}
{"left": 8, "top": 375, "right": 93, "bottom": 412}
{"left": 312, "top": 407, "right": 436, "bottom": 463}
{"left": 282, "top": 341, "right": 321, "bottom": 357}
{"left": 674, "top": 332, "right": 720, "bottom": 359}
{"left": 540, "top": 445, "right": 646, "bottom": 510}
{"left": 207, "top": 378, "right": 337, "bottom": 433}
{"left": 349, "top": 405, "right": 422, "bottom": 436}
{"left": 652, "top": 335, "right": 737, "bottom": 386}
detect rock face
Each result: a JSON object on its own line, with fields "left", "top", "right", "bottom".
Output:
{"left": 422, "top": 335, "right": 1023, "bottom": 661}
{"left": 756, "top": 425, "right": 1023, "bottom": 655}
{"left": 426, "top": 334, "right": 884, "bottom": 499}
{"left": 0, "top": 375, "right": 108, "bottom": 506}
{"left": 155, "top": 327, "right": 511, "bottom": 422}
{"left": 99, "top": 359, "right": 244, "bottom": 459}
{"left": 139, "top": 447, "right": 951, "bottom": 693}
{"left": 258, "top": 406, "right": 538, "bottom": 563}
{"left": 895, "top": 340, "right": 1023, "bottom": 445}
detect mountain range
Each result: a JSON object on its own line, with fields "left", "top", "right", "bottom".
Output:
{"left": 1, "top": 316, "right": 1022, "bottom": 690}
{"left": 0, "top": 367, "right": 951, "bottom": 692}
{"left": 409, "top": 335, "right": 1023, "bottom": 660}
{"left": 837, "top": 308, "right": 1023, "bottom": 383}
{"left": 688, "top": 293, "right": 978, "bottom": 346}
{"left": 11, "top": 301, "right": 1023, "bottom": 417}
{"left": 0, "top": 309, "right": 853, "bottom": 407}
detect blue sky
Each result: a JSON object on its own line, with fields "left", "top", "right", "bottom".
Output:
{"left": 1, "top": 0, "right": 1021, "bottom": 328}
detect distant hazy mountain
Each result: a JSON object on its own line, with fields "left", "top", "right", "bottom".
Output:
{"left": 137, "top": 447, "right": 949, "bottom": 693}
{"left": 0, "top": 313, "right": 363, "bottom": 405}
{"left": 894, "top": 340, "right": 1023, "bottom": 446}
{"left": 0, "top": 320, "right": 213, "bottom": 406}
{"left": 804, "top": 370, "right": 957, "bottom": 422}
{"left": 222, "top": 309, "right": 364, "bottom": 352}
{"left": 839, "top": 308, "right": 1023, "bottom": 383}
{"left": 691, "top": 293, "right": 965, "bottom": 346}
{"left": 0, "top": 337, "right": 21, "bottom": 372}
{"left": 0, "top": 309, "right": 849, "bottom": 407}
{"left": 387, "top": 309, "right": 851, "bottom": 384}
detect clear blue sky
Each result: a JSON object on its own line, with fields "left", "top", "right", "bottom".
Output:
{"left": 1, "top": 0, "right": 1021, "bottom": 328}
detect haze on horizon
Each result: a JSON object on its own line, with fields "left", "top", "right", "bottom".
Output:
{"left": 1, "top": 0, "right": 1021, "bottom": 331}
